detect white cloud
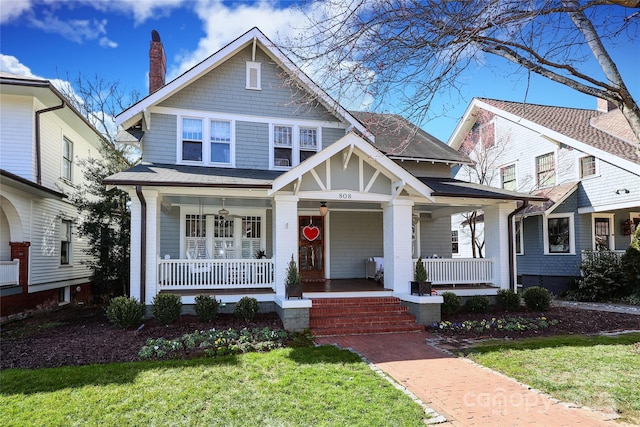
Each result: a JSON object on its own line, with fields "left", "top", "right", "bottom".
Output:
{"left": 27, "top": 10, "right": 109, "bottom": 44}
{"left": 0, "top": 54, "right": 38, "bottom": 77}
{"left": 0, "top": 0, "right": 32, "bottom": 24}
{"left": 99, "top": 36, "right": 118, "bottom": 48}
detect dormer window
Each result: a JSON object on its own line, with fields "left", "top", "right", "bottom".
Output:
{"left": 246, "top": 62, "right": 261, "bottom": 90}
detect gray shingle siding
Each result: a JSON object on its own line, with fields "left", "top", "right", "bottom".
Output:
{"left": 322, "top": 127, "right": 346, "bottom": 149}
{"left": 329, "top": 211, "right": 383, "bottom": 278}
{"left": 159, "top": 46, "right": 336, "bottom": 122}
{"left": 420, "top": 217, "right": 453, "bottom": 258}
{"left": 143, "top": 113, "right": 177, "bottom": 164}
{"left": 577, "top": 160, "right": 640, "bottom": 209}
{"left": 236, "top": 121, "right": 269, "bottom": 169}
{"left": 160, "top": 206, "right": 181, "bottom": 259}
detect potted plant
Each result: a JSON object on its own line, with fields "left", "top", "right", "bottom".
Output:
{"left": 411, "top": 257, "right": 431, "bottom": 296}
{"left": 285, "top": 254, "right": 302, "bottom": 299}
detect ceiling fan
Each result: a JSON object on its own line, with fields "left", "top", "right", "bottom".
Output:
{"left": 218, "top": 198, "right": 242, "bottom": 219}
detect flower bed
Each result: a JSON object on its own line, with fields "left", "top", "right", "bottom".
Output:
{"left": 432, "top": 316, "right": 559, "bottom": 334}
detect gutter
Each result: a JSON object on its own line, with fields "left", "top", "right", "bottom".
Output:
{"left": 35, "top": 99, "right": 65, "bottom": 185}
{"left": 135, "top": 185, "right": 146, "bottom": 303}
{"left": 507, "top": 200, "right": 529, "bottom": 292}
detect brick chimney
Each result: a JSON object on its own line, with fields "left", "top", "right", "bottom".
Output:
{"left": 149, "top": 30, "right": 166, "bottom": 94}
{"left": 596, "top": 98, "right": 617, "bottom": 113}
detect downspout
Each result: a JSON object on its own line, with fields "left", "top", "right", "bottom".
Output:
{"left": 35, "top": 100, "right": 65, "bottom": 185}
{"left": 135, "top": 185, "right": 147, "bottom": 303}
{"left": 507, "top": 200, "right": 529, "bottom": 292}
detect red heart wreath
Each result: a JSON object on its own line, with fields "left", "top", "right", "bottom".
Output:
{"left": 302, "top": 224, "right": 320, "bottom": 241}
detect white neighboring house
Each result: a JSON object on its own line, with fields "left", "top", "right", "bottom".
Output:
{"left": 0, "top": 72, "right": 106, "bottom": 316}
{"left": 450, "top": 97, "right": 640, "bottom": 294}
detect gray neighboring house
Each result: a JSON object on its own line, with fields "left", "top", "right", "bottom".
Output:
{"left": 105, "top": 29, "right": 545, "bottom": 332}
{"left": 450, "top": 97, "right": 640, "bottom": 294}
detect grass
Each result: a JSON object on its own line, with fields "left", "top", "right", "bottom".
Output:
{"left": 0, "top": 346, "right": 428, "bottom": 427}
{"left": 461, "top": 332, "right": 640, "bottom": 424}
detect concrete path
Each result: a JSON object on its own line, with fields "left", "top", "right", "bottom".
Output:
{"left": 314, "top": 332, "right": 628, "bottom": 426}
{"left": 553, "top": 300, "right": 640, "bottom": 315}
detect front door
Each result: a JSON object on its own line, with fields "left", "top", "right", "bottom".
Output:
{"left": 299, "top": 216, "right": 325, "bottom": 281}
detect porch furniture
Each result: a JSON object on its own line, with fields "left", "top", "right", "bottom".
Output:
{"left": 365, "top": 257, "right": 384, "bottom": 281}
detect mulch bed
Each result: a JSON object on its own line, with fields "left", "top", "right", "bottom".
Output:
{"left": 1, "top": 304, "right": 639, "bottom": 370}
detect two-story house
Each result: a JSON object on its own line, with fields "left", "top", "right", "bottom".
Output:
{"left": 1, "top": 72, "right": 106, "bottom": 316}
{"left": 450, "top": 97, "right": 640, "bottom": 294}
{"left": 105, "top": 29, "right": 545, "bottom": 333}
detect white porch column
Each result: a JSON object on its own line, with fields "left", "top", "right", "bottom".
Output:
{"left": 143, "top": 189, "right": 160, "bottom": 305}
{"left": 128, "top": 189, "right": 142, "bottom": 302}
{"left": 483, "top": 202, "right": 516, "bottom": 290}
{"left": 383, "top": 198, "right": 414, "bottom": 294}
{"left": 272, "top": 195, "right": 299, "bottom": 297}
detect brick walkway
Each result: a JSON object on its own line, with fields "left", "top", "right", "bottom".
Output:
{"left": 314, "top": 332, "right": 627, "bottom": 426}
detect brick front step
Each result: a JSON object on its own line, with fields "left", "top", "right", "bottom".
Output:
{"left": 310, "top": 297, "right": 423, "bottom": 336}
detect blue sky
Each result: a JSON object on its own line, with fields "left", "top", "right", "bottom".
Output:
{"left": 1, "top": 0, "right": 639, "bottom": 142}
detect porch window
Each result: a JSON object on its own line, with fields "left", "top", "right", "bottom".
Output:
{"left": 213, "top": 215, "right": 235, "bottom": 258}
{"left": 594, "top": 216, "right": 613, "bottom": 250}
{"left": 241, "top": 216, "right": 262, "bottom": 258}
{"left": 182, "top": 118, "right": 203, "bottom": 162}
{"left": 545, "top": 215, "right": 573, "bottom": 254}
{"left": 500, "top": 164, "right": 516, "bottom": 191}
{"left": 62, "top": 137, "right": 73, "bottom": 181}
{"left": 60, "top": 219, "right": 72, "bottom": 265}
{"left": 185, "top": 214, "right": 207, "bottom": 259}
{"left": 580, "top": 156, "right": 596, "bottom": 178}
{"left": 536, "top": 152, "right": 555, "bottom": 188}
{"left": 451, "top": 230, "right": 459, "bottom": 254}
{"left": 210, "top": 120, "right": 231, "bottom": 164}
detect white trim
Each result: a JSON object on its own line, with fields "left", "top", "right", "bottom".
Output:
{"left": 591, "top": 213, "right": 615, "bottom": 250}
{"left": 578, "top": 200, "right": 640, "bottom": 213}
{"left": 543, "top": 212, "right": 575, "bottom": 255}
{"left": 578, "top": 154, "right": 599, "bottom": 180}
{"left": 499, "top": 161, "right": 517, "bottom": 191}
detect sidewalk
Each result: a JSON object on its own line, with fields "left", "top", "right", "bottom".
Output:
{"left": 314, "top": 332, "right": 628, "bottom": 426}
{"left": 553, "top": 300, "right": 640, "bottom": 315}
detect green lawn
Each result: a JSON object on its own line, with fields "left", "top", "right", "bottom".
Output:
{"left": 0, "top": 346, "right": 427, "bottom": 427}
{"left": 462, "top": 333, "right": 640, "bottom": 425}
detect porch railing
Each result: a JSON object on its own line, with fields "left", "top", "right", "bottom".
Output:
{"left": 0, "top": 259, "right": 20, "bottom": 287}
{"left": 581, "top": 249, "right": 625, "bottom": 262}
{"left": 158, "top": 258, "right": 274, "bottom": 290}
{"left": 417, "top": 258, "right": 493, "bottom": 286}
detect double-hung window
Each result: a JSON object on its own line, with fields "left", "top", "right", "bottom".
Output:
{"left": 580, "top": 156, "right": 596, "bottom": 178}
{"left": 181, "top": 117, "right": 233, "bottom": 166}
{"left": 210, "top": 120, "right": 231, "bottom": 164}
{"left": 62, "top": 137, "right": 73, "bottom": 181}
{"left": 182, "top": 118, "right": 203, "bottom": 162}
{"left": 536, "top": 153, "right": 555, "bottom": 187}
{"left": 272, "top": 124, "right": 320, "bottom": 169}
{"left": 60, "top": 219, "right": 72, "bottom": 265}
{"left": 500, "top": 164, "right": 516, "bottom": 191}
{"left": 544, "top": 214, "right": 574, "bottom": 254}
{"left": 451, "top": 230, "right": 459, "bottom": 254}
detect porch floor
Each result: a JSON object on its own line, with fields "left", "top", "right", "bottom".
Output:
{"left": 302, "top": 278, "right": 389, "bottom": 293}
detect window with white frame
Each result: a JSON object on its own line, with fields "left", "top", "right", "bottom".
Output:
{"left": 182, "top": 118, "right": 203, "bottom": 162}
{"left": 593, "top": 215, "right": 614, "bottom": 250}
{"left": 213, "top": 215, "right": 235, "bottom": 258}
{"left": 272, "top": 124, "right": 320, "bottom": 169}
{"left": 536, "top": 152, "right": 555, "bottom": 188}
{"left": 580, "top": 156, "right": 596, "bottom": 178}
{"left": 515, "top": 219, "right": 523, "bottom": 255}
{"left": 60, "top": 219, "right": 72, "bottom": 265}
{"left": 62, "top": 137, "right": 73, "bottom": 181}
{"left": 246, "top": 62, "right": 261, "bottom": 90}
{"left": 180, "top": 117, "right": 234, "bottom": 166}
{"left": 544, "top": 214, "right": 574, "bottom": 254}
{"left": 241, "top": 216, "right": 262, "bottom": 258}
{"left": 500, "top": 164, "right": 516, "bottom": 191}
{"left": 451, "top": 230, "right": 459, "bottom": 254}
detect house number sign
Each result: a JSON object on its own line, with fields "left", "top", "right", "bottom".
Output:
{"left": 338, "top": 193, "right": 352, "bottom": 199}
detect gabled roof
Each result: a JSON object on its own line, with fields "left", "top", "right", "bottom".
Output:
{"left": 115, "top": 27, "right": 370, "bottom": 139}
{"left": 418, "top": 177, "right": 548, "bottom": 202}
{"left": 520, "top": 182, "right": 579, "bottom": 216}
{"left": 350, "top": 111, "right": 472, "bottom": 165}
{"left": 449, "top": 98, "right": 640, "bottom": 174}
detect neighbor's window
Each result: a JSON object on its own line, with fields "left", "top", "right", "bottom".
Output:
{"left": 515, "top": 219, "right": 523, "bottom": 254}
{"left": 536, "top": 152, "right": 555, "bottom": 187}
{"left": 210, "top": 120, "right": 231, "bottom": 164}
{"left": 60, "top": 219, "right": 72, "bottom": 265}
{"left": 580, "top": 156, "right": 596, "bottom": 178}
{"left": 501, "top": 164, "right": 516, "bottom": 191}
{"left": 62, "top": 137, "right": 73, "bottom": 180}
{"left": 547, "top": 216, "right": 571, "bottom": 253}
{"left": 182, "top": 118, "right": 203, "bottom": 161}
{"left": 594, "top": 217, "right": 611, "bottom": 250}
{"left": 451, "top": 230, "right": 459, "bottom": 254}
